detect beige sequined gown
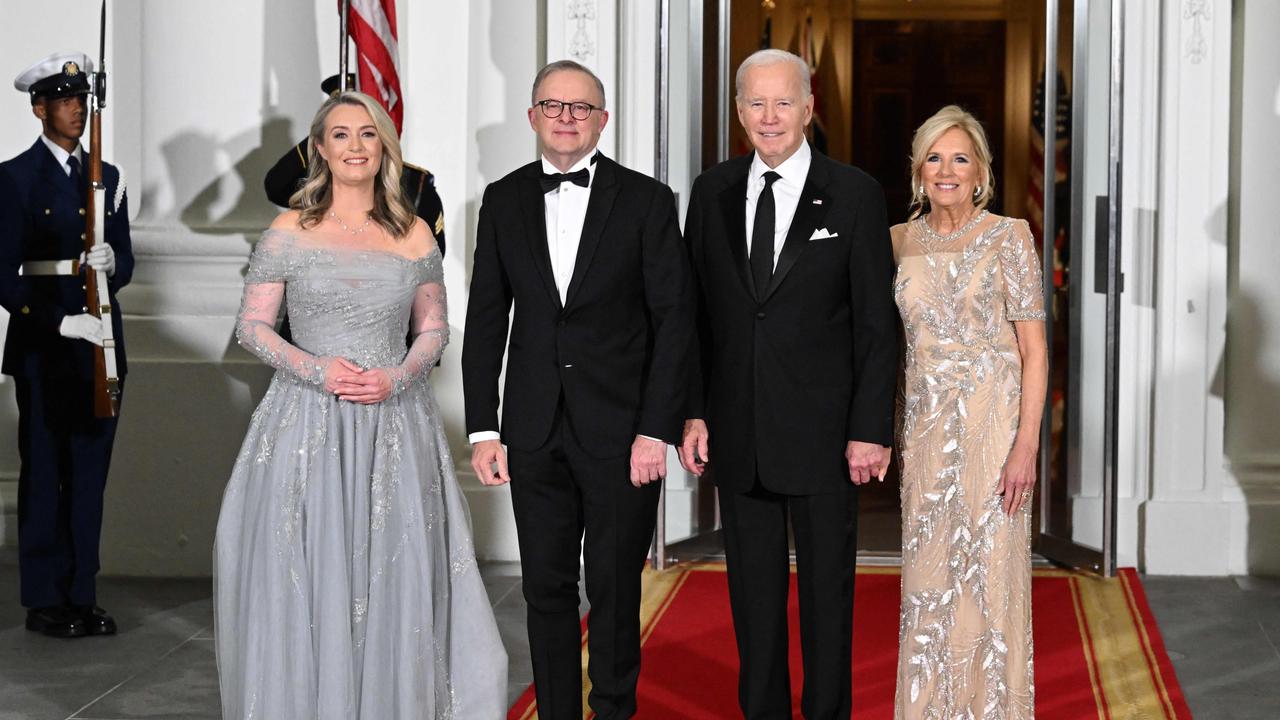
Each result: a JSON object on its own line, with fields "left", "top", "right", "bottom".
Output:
{"left": 891, "top": 213, "right": 1046, "bottom": 719}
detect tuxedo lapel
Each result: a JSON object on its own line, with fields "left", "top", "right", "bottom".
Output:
{"left": 516, "top": 164, "right": 562, "bottom": 309}
{"left": 563, "top": 157, "right": 620, "bottom": 309}
{"left": 717, "top": 166, "right": 754, "bottom": 300}
{"left": 765, "top": 155, "right": 830, "bottom": 301}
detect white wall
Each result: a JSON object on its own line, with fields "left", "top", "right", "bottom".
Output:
{"left": 1225, "top": 0, "right": 1280, "bottom": 575}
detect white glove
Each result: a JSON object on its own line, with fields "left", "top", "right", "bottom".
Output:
{"left": 59, "top": 314, "right": 105, "bottom": 347}
{"left": 85, "top": 243, "right": 116, "bottom": 277}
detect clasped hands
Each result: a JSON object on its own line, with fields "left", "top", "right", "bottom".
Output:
{"left": 679, "top": 418, "right": 892, "bottom": 485}
{"left": 322, "top": 357, "right": 393, "bottom": 404}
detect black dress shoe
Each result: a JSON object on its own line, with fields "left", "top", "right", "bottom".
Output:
{"left": 25, "top": 607, "right": 88, "bottom": 638}
{"left": 74, "top": 605, "right": 117, "bottom": 636}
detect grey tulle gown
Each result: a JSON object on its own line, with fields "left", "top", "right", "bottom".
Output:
{"left": 214, "top": 228, "right": 507, "bottom": 720}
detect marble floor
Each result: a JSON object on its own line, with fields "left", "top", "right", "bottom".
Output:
{"left": 0, "top": 550, "right": 1277, "bottom": 719}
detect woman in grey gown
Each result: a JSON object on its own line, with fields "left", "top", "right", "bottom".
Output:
{"left": 214, "top": 92, "right": 506, "bottom": 719}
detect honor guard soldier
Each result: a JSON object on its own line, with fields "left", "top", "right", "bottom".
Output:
{"left": 263, "top": 74, "right": 447, "bottom": 252}
{"left": 0, "top": 51, "right": 133, "bottom": 638}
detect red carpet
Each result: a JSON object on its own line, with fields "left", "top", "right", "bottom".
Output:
{"left": 509, "top": 564, "right": 1191, "bottom": 719}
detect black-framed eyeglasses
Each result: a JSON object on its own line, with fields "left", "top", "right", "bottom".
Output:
{"left": 535, "top": 99, "right": 601, "bottom": 121}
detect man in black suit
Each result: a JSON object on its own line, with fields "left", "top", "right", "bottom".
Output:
{"left": 462, "top": 60, "right": 693, "bottom": 719}
{"left": 0, "top": 51, "right": 133, "bottom": 639}
{"left": 679, "top": 49, "right": 898, "bottom": 719}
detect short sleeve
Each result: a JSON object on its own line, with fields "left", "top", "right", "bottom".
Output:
{"left": 244, "top": 229, "right": 293, "bottom": 284}
{"left": 1000, "top": 220, "right": 1047, "bottom": 321}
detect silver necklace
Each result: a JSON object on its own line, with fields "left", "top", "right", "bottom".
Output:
{"left": 328, "top": 209, "right": 373, "bottom": 235}
{"left": 920, "top": 209, "right": 989, "bottom": 246}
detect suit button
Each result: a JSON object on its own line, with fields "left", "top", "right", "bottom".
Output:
{"left": 563, "top": 364, "right": 574, "bottom": 369}
{"left": 44, "top": 208, "right": 51, "bottom": 215}
{"left": 81, "top": 285, "right": 87, "bottom": 291}
{"left": 20, "top": 306, "right": 30, "bottom": 315}
{"left": 80, "top": 233, "right": 86, "bottom": 240}
{"left": 756, "top": 311, "right": 766, "bottom": 319}
{"left": 82, "top": 306, "right": 88, "bottom": 312}
{"left": 78, "top": 208, "right": 85, "bottom": 216}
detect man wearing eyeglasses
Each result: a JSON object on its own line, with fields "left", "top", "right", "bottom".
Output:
{"left": 463, "top": 60, "right": 694, "bottom": 720}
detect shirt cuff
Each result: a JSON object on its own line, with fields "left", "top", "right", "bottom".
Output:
{"left": 638, "top": 434, "right": 666, "bottom": 444}
{"left": 468, "top": 431, "right": 502, "bottom": 445}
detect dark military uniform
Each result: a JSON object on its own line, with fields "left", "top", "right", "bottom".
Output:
{"left": 263, "top": 140, "right": 446, "bottom": 252}
{"left": 0, "top": 52, "right": 132, "bottom": 638}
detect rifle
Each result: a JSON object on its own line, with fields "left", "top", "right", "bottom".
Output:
{"left": 86, "top": 0, "right": 120, "bottom": 418}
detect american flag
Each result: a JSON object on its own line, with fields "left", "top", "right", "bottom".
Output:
{"left": 343, "top": 0, "right": 403, "bottom": 133}
{"left": 799, "top": 14, "right": 828, "bottom": 155}
{"left": 1028, "top": 69, "right": 1070, "bottom": 285}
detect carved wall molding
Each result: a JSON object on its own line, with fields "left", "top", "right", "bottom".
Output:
{"left": 567, "top": 0, "right": 598, "bottom": 62}
{"left": 1184, "top": 0, "right": 1210, "bottom": 64}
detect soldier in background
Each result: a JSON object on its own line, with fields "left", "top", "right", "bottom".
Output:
{"left": 263, "top": 74, "right": 445, "bottom": 252}
{"left": 0, "top": 51, "right": 134, "bottom": 639}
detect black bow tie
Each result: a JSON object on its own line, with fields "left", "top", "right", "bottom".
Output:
{"left": 540, "top": 167, "right": 591, "bottom": 193}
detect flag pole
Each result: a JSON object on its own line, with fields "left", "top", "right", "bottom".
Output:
{"left": 339, "top": 0, "right": 351, "bottom": 91}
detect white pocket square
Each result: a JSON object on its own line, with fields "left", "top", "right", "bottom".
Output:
{"left": 809, "top": 228, "right": 838, "bottom": 241}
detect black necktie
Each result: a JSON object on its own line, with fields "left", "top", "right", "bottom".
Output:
{"left": 751, "top": 171, "right": 782, "bottom": 297}
{"left": 539, "top": 167, "right": 590, "bottom": 193}
{"left": 67, "top": 155, "right": 86, "bottom": 203}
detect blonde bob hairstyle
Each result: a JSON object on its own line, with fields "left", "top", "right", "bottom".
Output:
{"left": 907, "top": 105, "right": 996, "bottom": 221}
{"left": 291, "top": 91, "right": 416, "bottom": 239}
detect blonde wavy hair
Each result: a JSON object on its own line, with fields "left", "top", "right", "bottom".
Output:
{"left": 291, "top": 91, "right": 416, "bottom": 239}
{"left": 907, "top": 105, "right": 996, "bottom": 220}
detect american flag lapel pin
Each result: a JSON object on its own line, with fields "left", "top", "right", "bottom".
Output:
{"left": 812, "top": 199, "right": 823, "bottom": 205}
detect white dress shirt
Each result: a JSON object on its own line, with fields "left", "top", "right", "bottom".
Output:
{"left": 40, "top": 135, "right": 84, "bottom": 176}
{"left": 745, "top": 141, "right": 812, "bottom": 269}
{"left": 541, "top": 150, "right": 598, "bottom": 304}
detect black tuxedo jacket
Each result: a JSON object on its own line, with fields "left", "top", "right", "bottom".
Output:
{"left": 0, "top": 140, "right": 133, "bottom": 380}
{"left": 462, "top": 155, "right": 694, "bottom": 457}
{"left": 686, "top": 151, "right": 898, "bottom": 495}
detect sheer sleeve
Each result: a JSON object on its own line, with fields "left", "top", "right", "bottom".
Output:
{"left": 1000, "top": 220, "right": 1048, "bottom": 321}
{"left": 234, "top": 231, "right": 329, "bottom": 385}
{"left": 385, "top": 271, "right": 448, "bottom": 395}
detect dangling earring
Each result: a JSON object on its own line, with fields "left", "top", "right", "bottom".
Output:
{"left": 919, "top": 184, "right": 925, "bottom": 195}
{"left": 974, "top": 185, "right": 982, "bottom": 197}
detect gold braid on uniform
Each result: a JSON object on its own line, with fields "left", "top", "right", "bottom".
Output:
{"left": 404, "top": 162, "right": 444, "bottom": 238}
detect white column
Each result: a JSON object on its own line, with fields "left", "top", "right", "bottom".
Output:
{"left": 546, "top": 0, "right": 619, "bottom": 158}
{"left": 1143, "top": 0, "right": 1240, "bottom": 575}
{"left": 1111, "top": 0, "right": 1164, "bottom": 570}
{"left": 1225, "top": 0, "right": 1280, "bottom": 576}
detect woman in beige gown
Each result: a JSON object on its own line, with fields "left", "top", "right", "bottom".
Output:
{"left": 892, "top": 105, "right": 1049, "bottom": 719}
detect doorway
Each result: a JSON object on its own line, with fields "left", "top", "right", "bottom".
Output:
{"left": 653, "top": 0, "right": 1121, "bottom": 574}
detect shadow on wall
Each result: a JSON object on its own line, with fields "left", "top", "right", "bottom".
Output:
{"left": 1221, "top": 291, "right": 1280, "bottom": 577}
{"left": 445, "top": 5, "right": 539, "bottom": 458}
{"left": 98, "top": 1, "right": 326, "bottom": 576}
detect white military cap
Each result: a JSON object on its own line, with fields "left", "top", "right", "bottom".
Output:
{"left": 14, "top": 51, "right": 94, "bottom": 103}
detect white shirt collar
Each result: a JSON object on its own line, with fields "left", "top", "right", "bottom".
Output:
{"left": 40, "top": 134, "right": 83, "bottom": 172}
{"left": 749, "top": 140, "right": 811, "bottom": 188}
{"left": 540, "top": 148, "right": 599, "bottom": 191}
